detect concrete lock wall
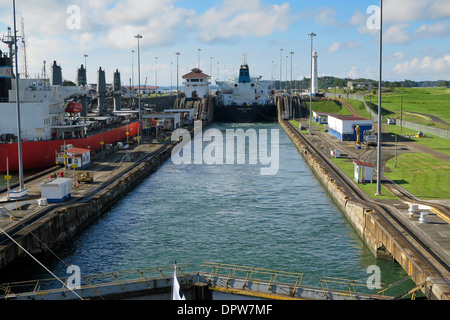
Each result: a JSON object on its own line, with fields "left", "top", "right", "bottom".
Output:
{"left": 0, "top": 143, "right": 174, "bottom": 271}
{"left": 280, "top": 115, "right": 438, "bottom": 283}
{"left": 277, "top": 111, "right": 447, "bottom": 298}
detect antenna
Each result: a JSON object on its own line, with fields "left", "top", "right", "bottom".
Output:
{"left": 21, "top": 17, "right": 28, "bottom": 78}
{"left": 242, "top": 53, "right": 247, "bottom": 65}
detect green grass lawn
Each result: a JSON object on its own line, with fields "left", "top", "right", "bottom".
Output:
{"left": 342, "top": 98, "right": 372, "bottom": 119}
{"left": 305, "top": 100, "right": 353, "bottom": 116}
{"left": 368, "top": 87, "right": 450, "bottom": 125}
{"left": 384, "top": 153, "right": 450, "bottom": 199}
{"left": 330, "top": 158, "right": 397, "bottom": 200}
{"left": 384, "top": 125, "right": 450, "bottom": 156}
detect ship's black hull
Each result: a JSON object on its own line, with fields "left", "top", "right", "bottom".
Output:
{"left": 213, "top": 104, "right": 277, "bottom": 123}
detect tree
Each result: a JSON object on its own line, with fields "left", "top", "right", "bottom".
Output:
{"left": 438, "top": 80, "right": 449, "bottom": 87}
{"left": 62, "top": 80, "right": 77, "bottom": 86}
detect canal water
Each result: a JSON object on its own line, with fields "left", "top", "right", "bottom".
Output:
{"left": 15, "top": 122, "right": 413, "bottom": 295}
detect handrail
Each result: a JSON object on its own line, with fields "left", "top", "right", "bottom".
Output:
{"left": 200, "top": 262, "right": 305, "bottom": 289}
{"left": 0, "top": 264, "right": 193, "bottom": 297}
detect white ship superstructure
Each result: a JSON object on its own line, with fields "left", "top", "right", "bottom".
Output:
{"left": 0, "top": 77, "right": 86, "bottom": 142}
{"left": 216, "top": 55, "right": 273, "bottom": 107}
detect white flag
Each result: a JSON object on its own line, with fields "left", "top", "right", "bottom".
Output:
{"left": 173, "top": 265, "right": 186, "bottom": 300}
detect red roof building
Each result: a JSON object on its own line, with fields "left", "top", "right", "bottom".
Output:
{"left": 182, "top": 68, "right": 210, "bottom": 99}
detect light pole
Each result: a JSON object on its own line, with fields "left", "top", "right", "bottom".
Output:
{"left": 155, "top": 56, "right": 158, "bottom": 93}
{"left": 289, "top": 52, "right": 294, "bottom": 94}
{"left": 83, "top": 54, "right": 88, "bottom": 83}
{"left": 308, "top": 32, "right": 316, "bottom": 136}
{"left": 131, "top": 50, "right": 134, "bottom": 89}
{"left": 285, "top": 55, "right": 288, "bottom": 86}
{"left": 217, "top": 61, "right": 220, "bottom": 81}
{"left": 175, "top": 52, "right": 180, "bottom": 105}
{"left": 12, "top": 0, "right": 24, "bottom": 192}
{"left": 280, "top": 48, "right": 283, "bottom": 91}
{"left": 198, "top": 48, "right": 201, "bottom": 69}
{"left": 135, "top": 34, "right": 142, "bottom": 139}
{"left": 376, "top": 0, "right": 383, "bottom": 195}
{"left": 210, "top": 56, "right": 213, "bottom": 80}
{"left": 289, "top": 51, "right": 294, "bottom": 118}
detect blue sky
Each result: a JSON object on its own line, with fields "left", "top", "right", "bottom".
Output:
{"left": 1, "top": 0, "right": 449, "bottom": 86}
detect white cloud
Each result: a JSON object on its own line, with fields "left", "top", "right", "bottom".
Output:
{"left": 384, "top": 24, "right": 411, "bottom": 44}
{"left": 196, "top": 0, "right": 294, "bottom": 43}
{"left": 384, "top": 0, "right": 450, "bottom": 23}
{"left": 393, "top": 54, "right": 450, "bottom": 79}
{"left": 414, "top": 21, "right": 450, "bottom": 39}
{"left": 327, "top": 42, "right": 341, "bottom": 53}
{"left": 350, "top": 2, "right": 450, "bottom": 43}
{"left": 314, "top": 7, "right": 337, "bottom": 26}
{"left": 327, "top": 41, "right": 360, "bottom": 53}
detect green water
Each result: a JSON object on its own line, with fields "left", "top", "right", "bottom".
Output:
{"left": 10, "top": 122, "right": 415, "bottom": 296}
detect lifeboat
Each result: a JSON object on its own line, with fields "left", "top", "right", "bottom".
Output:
{"left": 65, "top": 101, "right": 83, "bottom": 114}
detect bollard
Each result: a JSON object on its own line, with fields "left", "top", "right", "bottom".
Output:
{"left": 419, "top": 212, "right": 429, "bottom": 223}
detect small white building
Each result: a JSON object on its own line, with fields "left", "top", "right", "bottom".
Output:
{"left": 65, "top": 147, "right": 91, "bottom": 169}
{"left": 312, "top": 111, "right": 337, "bottom": 124}
{"left": 40, "top": 178, "right": 72, "bottom": 203}
{"left": 353, "top": 161, "right": 375, "bottom": 183}
{"left": 327, "top": 115, "right": 373, "bottom": 141}
{"left": 182, "top": 68, "right": 210, "bottom": 100}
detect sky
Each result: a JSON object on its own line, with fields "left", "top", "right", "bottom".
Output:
{"left": 0, "top": 0, "right": 449, "bottom": 87}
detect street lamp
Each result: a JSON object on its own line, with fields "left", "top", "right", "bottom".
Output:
{"left": 198, "top": 48, "right": 201, "bottom": 69}
{"left": 308, "top": 32, "right": 316, "bottom": 136}
{"left": 83, "top": 54, "right": 88, "bottom": 82}
{"left": 135, "top": 34, "right": 142, "bottom": 138}
{"left": 289, "top": 52, "right": 294, "bottom": 94}
{"left": 280, "top": 48, "right": 283, "bottom": 91}
{"left": 210, "top": 56, "right": 213, "bottom": 80}
{"left": 376, "top": 0, "right": 383, "bottom": 195}
{"left": 175, "top": 52, "right": 180, "bottom": 106}
{"left": 12, "top": 0, "right": 24, "bottom": 192}
{"left": 155, "top": 56, "right": 158, "bottom": 93}
{"left": 131, "top": 50, "right": 134, "bottom": 89}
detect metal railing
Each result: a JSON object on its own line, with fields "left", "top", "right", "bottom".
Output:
{"left": 0, "top": 263, "right": 193, "bottom": 298}
{"left": 200, "top": 262, "right": 305, "bottom": 294}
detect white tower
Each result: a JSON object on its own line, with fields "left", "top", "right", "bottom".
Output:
{"left": 311, "top": 51, "right": 319, "bottom": 96}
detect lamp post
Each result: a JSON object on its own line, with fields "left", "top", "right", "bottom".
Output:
{"left": 279, "top": 48, "right": 283, "bottom": 91}
{"left": 131, "top": 50, "right": 134, "bottom": 88}
{"left": 289, "top": 51, "right": 294, "bottom": 94}
{"left": 83, "top": 54, "right": 88, "bottom": 83}
{"left": 376, "top": 0, "right": 383, "bottom": 195}
{"left": 175, "top": 52, "right": 180, "bottom": 106}
{"left": 12, "top": 0, "right": 24, "bottom": 192}
{"left": 210, "top": 56, "right": 213, "bottom": 80}
{"left": 308, "top": 32, "right": 316, "bottom": 136}
{"left": 135, "top": 34, "right": 142, "bottom": 139}
{"left": 155, "top": 57, "right": 158, "bottom": 93}
{"left": 198, "top": 48, "right": 201, "bottom": 69}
